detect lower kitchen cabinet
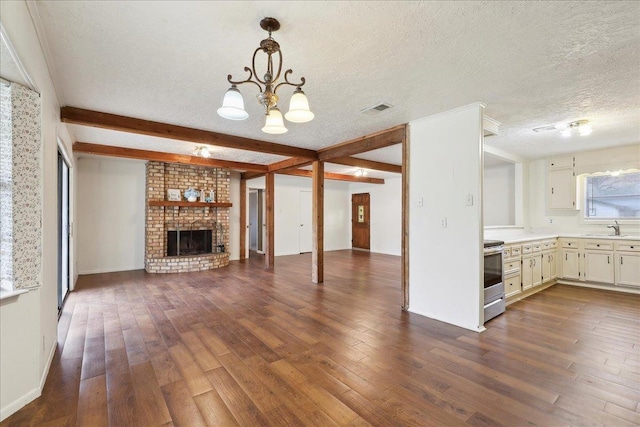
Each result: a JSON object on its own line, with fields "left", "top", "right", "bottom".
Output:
{"left": 615, "top": 252, "right": 640, "bottom": 288}
{"left": 584, "top": 250, "right": 614, "bottom": 284}
{"left": 561, "top": 249, "right": 580, "bottom": 280}
{"left": 504, "top": 273, "right": 521, "bottom": 298}
{"left": 542, "top": 250, "right": 557, "bottom": 283}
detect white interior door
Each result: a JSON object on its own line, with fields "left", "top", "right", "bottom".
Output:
{"left": 249, "top": 191, "right": 258, "bottom": 251}
{"left": 299, "top": 191, "right": 312, "bottom": 253}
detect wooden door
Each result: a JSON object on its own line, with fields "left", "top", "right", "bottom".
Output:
{"left": 351, "top": 193, "right": 370, "bottom": 250}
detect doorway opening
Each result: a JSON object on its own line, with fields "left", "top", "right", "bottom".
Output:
{"left": 299, "top": 190, "right": 312, "bottom": 253}
{"left": 249, "top": 189, "right": 264, "bottom": 254}
{"left": 57, "top": 149, "right": 70, "bottom": 314}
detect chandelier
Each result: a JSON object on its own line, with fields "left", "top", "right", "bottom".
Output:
{"left": 217, "top": 17, "right": 314, "bottom": 134}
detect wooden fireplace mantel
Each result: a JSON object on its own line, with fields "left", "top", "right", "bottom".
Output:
{"left": 148, "top": 201, "right": 233, "bottom": 208}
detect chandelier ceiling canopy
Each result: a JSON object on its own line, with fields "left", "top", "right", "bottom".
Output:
{"left": 217, "top": 17, "right": 314, "bottom": 134}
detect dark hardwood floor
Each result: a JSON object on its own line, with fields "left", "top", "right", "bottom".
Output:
{"left": 3, "top": 250, "right": 639, "bottom": 426}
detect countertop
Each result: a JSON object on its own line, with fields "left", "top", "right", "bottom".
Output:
{"left": 485, "top": 232, "right": 640, "bottom": 245}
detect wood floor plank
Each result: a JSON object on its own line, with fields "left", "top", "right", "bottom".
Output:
{"left": 193, "top": 390, "right": 240, "bottom": 427}
{"left": 75, "top": 374, "right": 108, "bottom": 427}
{"left": 131, "top": 361, "right": 173, "bottom": 426}
{"left": 161, "top": 380, "right": 207, "bottom": 427}
{"left": 168, "top": 343, "right": 213, "bottom": 397}
{"left": 4, "top": 251, "right": 639, "bottom": 427}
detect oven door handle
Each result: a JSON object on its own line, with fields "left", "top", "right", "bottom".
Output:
{"left": 485, "top": 298, "right": 504, "bottom": 308}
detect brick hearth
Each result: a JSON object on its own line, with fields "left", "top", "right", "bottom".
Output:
{"left": 145, "top": 161, "right": 231, "bottom": 273}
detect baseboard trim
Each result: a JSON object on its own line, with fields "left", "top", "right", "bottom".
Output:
{"left": 0, "top": 336, "right": 57, "bottom": 421}
{"left": 506, "top": 281, "right": 556, "bottom": 306}
{"left": 407, "top": 307, "right": 484, "bottom": 333}
{"left": 0, "top": 387, "right": 40, "bottom": 422}
{"left": 40, "top": 340, "right": 56, "bottom": 389}
{"left": 78, "top": 265, "right": 144, "bottom": 275}
{"left": 556, "top": 280, "right": 640, "bottom": 294}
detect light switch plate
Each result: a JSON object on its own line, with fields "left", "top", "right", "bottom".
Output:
{"left": 466, "top": 194, "right": 473, "bottom": 206}
{"left": 417, "top": 197, "right": 424, "bottom": 207}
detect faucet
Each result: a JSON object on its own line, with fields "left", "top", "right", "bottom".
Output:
{"left": 607, "top": 220, "right": 621, "bottom": 236}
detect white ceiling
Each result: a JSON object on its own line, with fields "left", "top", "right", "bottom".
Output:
{"left": 23, "top": 1, "right": 640, "bottom": 168}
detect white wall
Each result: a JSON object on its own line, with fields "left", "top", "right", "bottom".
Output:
{"left": 409, "top": 104, "right": 484, "bottom": 332}
{"left": 246, "top": 174, "right": 351, "bottom": 256}
{"left": 0, "top": 0, "right": 74, "bottom": 420}
{"left": 483, "top": 164, "right": 515, "bottom": 226}
{"left": 76, "top": 157, "right": 146, "bottom": 274}
{"left": 528, "top": 144, "right": 640, "bottom": 235}
{"left": 349, "top": 177, "right": 402, "bottom": 256}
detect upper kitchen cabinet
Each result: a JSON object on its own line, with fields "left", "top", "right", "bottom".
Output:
{"left": 548, "top": 156, "right": 576, "bottom": 210}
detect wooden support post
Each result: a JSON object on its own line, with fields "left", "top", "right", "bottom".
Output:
{"left": 265, "top": 173, "right": 275, "bottom": 269}
{"left": 239, "top": 179, "right": 247, "bottom": 260}
{"left": 401, "top": 125, "right": 409, "bottom": 310}
{"left": 312, "top": 161, "right": 324, "bottom": 283}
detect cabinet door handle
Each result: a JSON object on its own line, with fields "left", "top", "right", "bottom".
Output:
{"left": 608, "top": 256, "right": 610, "bottom": 264}
{"left": 565, "top": 253, "right": 568, "bottom": 261}
{"left": 551, "top": 188, "right": 555, "bottom": 194}
{"left": 621, "top": 256, "right": 624, "bottom": 265}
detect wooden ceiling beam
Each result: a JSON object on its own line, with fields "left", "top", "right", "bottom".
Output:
{"left": 61, "top": 107, "right": 317, "bottom": 160}
{"left": 268, "top": 157, "right": 313, "bottom": 172}
{"left": 73, "top": 142, "right": 269, "bottom": 172}
{"left": 328, "top": 156, "right": 401, "bottom": 173}
{"left": 317, "top": 124, "right": 406, "bottom": 161}
{"left": 279, "top": 169, "right": 385, "bottom": 184}
{"left": 241, "top": 171, "right": 265, "bottom": 180}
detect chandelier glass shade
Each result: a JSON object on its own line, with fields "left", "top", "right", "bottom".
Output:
{"left": 217, "top": 86, "right": 249, "bottom": 120}
{"left": 217, "top": 17, "right": 314, "bottom": 134}
{"left": 262, "top": 107, "right": 288, "bottom": 134}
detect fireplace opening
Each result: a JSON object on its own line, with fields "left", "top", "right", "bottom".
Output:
{"left": 167, "top": 230, "right": 212, "bottom": 256}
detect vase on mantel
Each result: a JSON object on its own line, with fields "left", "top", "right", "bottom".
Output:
{"left": 184, "top": 188, "right": 199, "bottom": 202}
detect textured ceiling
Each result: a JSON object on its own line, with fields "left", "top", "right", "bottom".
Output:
{"left": 33, "top": 1, "right": 640, "bottom": 166}
{"left": 0, "top": 33, "right": 31, "bottom": 88}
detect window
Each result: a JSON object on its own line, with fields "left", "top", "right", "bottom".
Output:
{"left": 584, "top": 171, "right": 640, "bottom": 220}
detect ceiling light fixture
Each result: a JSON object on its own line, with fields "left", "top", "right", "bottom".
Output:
{"left": 194, "top": 146, "right": 211, "bottom": 158}
{"left": 534, "top": 120, "right": 593, "bottom": 137}
{"left": 355, "top": 168, "right": 368, "bottom": 177}
{"left": 217, "top": 17, "right": 314, "bottom": 134}
{"left": 562, "top": 120, "right": 592, "bottom": 137}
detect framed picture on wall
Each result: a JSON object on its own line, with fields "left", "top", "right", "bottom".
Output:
{"left": 167, "top": 189, "right": 181, "bottom": 201}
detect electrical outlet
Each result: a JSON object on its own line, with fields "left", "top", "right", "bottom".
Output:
{"left": 417, "top": 197, "right": 424, "bottom": 207}
{"left": 549, "top": 218, "right": 554, "bottom": 224}
{"left": 441, "top": 218, "right": 447, "bottom": 228}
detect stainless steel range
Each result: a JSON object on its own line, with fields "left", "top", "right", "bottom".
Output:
{"left": 483, "top": 240, "right": 505, "bottom": 323}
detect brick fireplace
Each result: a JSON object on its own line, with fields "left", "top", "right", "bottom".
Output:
{"left": 145, "top": 161, "right": 231, "bottom": 273}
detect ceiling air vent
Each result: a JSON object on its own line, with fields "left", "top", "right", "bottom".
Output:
{"left": 361, "top": 102, "right": 393, "bottom": 115}
{"left": 532, "top": 125, "right": 558, "bottom": 133}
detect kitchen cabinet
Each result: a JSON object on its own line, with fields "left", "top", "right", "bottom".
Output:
{"left": 584, "top": 251, "right": 614, "bottom": 284}
{"left": 548, "top": 156, "right": 576, "bottom": 210}
{"left": 561, "top": 249, "right": 580, "bottom": 280}
{"left": 504, "top": 273, "right": 521, "bottom": 298}
{"left": 522, "top": 252, "right": 542, "bottom": 289}
{"left": 521, "top": 254, "right": 533, "bottom": 291}
{"left": 542, "top": 250, "right": 557, "bottom": 283}
{"left": 559, "top": 239, "right": 580, "bottom": 280}
{"left": 503, "top": 244, "right": 522, "bottom": 298}
{"left": 583, "top": 241, "right": 614, "bottom": 284}
{"left": 615, "top": 241, "right": 640, "bottom": 288}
